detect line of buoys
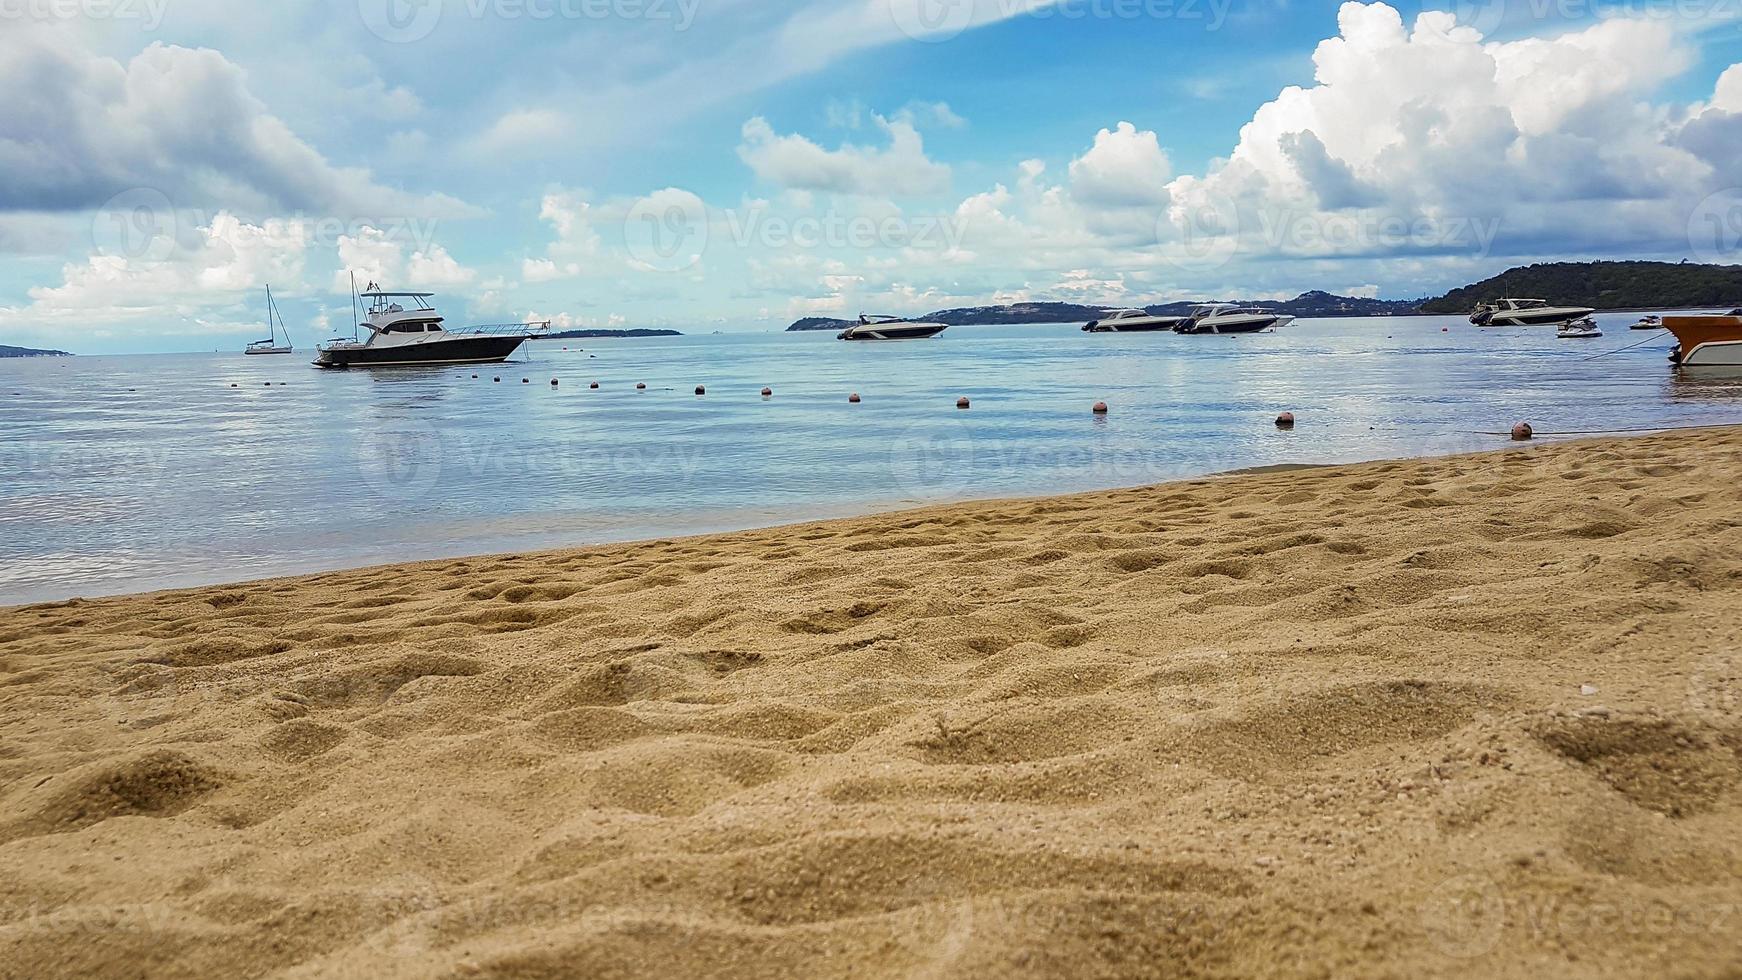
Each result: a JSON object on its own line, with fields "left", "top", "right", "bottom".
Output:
{"left": 1092, "top": 401, "right": 1108, "bottom": 415}
{"left": 848, "top": 392, "right": 861, "bottom": 403}
{"left": 1276, "top": 411, "right": 1295, "bottom": 429}
{"left": 956, "top": 396, "right": 970, "bottom": 409}
{"left": 1512, "top": 421, "right": 1533, "bottom": 441}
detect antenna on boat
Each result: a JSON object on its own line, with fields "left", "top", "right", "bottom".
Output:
{"left": 349, "top": 271, "right": 361, "bottom": 342}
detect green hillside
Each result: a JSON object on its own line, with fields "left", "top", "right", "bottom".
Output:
{"left": 1420, "top": 261, "right": 1742, "bottom": 313}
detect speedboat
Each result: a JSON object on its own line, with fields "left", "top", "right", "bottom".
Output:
{"left": 1557, "top": 317, "right": 1603, "bottom": 339}
{"left": 1082, "top": 308, "right": 1186, "bottom": 333}
{"left": 1470, "top": 298, "right": 1595, "bottom": 327}
{"left": 244, "top": 284, "right": 293, "bottom": 355}
{"left": 314, "top": 284, "right": 549, "bottom": 368}
{"left": 836, "top": 314, "right": 948, "bottom": 341}
{"left": 1174, "top": 304, "right": 1294, "bottom": 335}
{"left": 1630, "top": 315, "right": 1663, "bottom": 331}
{"left": 1664, "top": 310, "right": 1742, "bottom": 368}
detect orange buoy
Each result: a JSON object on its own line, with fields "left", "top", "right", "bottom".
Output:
{"left": 1092, "top": 401, "right": 1108, "bottom": 414}
{"left": 1511, "top": 421, "right": 1533, "bottom": 441}
{"left": 848, "top": 393, "right": 861, "bottom": 403}
{"left": 956, "top": 397, "right": 970, "bottom": 409}
{"left": 635, "top": 382, "right": 646, "bottom": 390}
{"left": 1276, "top": 411, "right": 1296, "bottom": 428}
{"left": 761, "top": 387, "right": 772, "bottom": 397}
{"left": 590, "top": 381, "right": 600, "bottom": 389}
{"left": 695, "top": 385, "right": 706, "bottom": 395}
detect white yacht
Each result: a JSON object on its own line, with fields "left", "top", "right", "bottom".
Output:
{"left": 1175, "top": 304, "right": 1294, "bottom": 335}
{"left": 836, "top": 314, "right": 949, "bottom": 341}
{"left": 244, "top": 284, "right": 293, "bottom": 355}
{"left": 1081, "top": 308, "right": 1187, "bottom": 333}
{"left": 314, "top": 285, "right": 548, "bottom": 368}
{"left": 1470, "top": 298, "right": 1595, "bottom": 327}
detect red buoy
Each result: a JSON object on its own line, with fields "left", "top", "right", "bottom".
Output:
{"left": 848, "top": 393, "right": 861, "bottom": 403}
{"left": 1092, "top": 401, "right": 1108, "bottom": 414}
{"left": 956, "top": 397, "right": 970, "bottom": 409}
{"left": 761, "top": 387, "right": 772, "bottom": 397}
{"left": 1511, "top": 421, "right": 1533, "bottom": 441}
{"left": 1276, "top": 411, "right": 1295, "bottom": 428}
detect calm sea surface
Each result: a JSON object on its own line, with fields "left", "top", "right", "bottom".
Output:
{"left": 5, "top": 314, "right": 1740, "bottom": 604}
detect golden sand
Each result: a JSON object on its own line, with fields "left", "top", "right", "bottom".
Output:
{"left": 3, "top": 428, "right": 1741, "bottom": 978}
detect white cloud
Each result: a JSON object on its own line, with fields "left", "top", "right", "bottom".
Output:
{"left": 0, "top": 24, "right": 474, "bottom": 219}
{"left": 334, "top": 227, "right": 477, "bottom": 291}
{"left": 1067, "top": 122, "right": 1171, "bottom": 207}
{"left": 738, "top": 116, "right": 951, "bottom": 196}
{"left": 0, "top": 212, "right": 311, "bottom": 326}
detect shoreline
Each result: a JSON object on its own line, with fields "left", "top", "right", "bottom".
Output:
{"left": 1, "top": 433, "right": 1635, "bottom": 610}
{"left": 4, "top": 427, "right": 1742, "bottom": 977}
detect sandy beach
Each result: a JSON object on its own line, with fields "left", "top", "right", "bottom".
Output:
{"left": 3, "top": 427, "right": 1740, "bottom": 978}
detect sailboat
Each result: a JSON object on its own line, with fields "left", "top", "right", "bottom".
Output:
{"left": 244, "top": 285, "right": 293, "bottom": 355}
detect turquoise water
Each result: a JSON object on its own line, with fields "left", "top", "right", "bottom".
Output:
{"left": 3, "top": 314, "right": 1739, "bottom": 604}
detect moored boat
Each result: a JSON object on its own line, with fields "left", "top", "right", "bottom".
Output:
{"left": 1470, "top": 298, "right": 1595, "bottom": 327}
{"left": 1174, "top": 304, "right": 1293, "bottom": 335}
{"left": 314, "top": 284, "right": 548, "bottom": 368}
{"left": 244, "top": 284, "right": 293, "bottom": 355}
{"left": 1630, "top": 315, "right": 1663, "bottom": 331}
{"left": 1664, "top": 310, "right": 1742, "bottom": 368}
{"left": 1557, "top": 317, "right": 1603, "bottom": 339}
{"left": 837, "top": 314, "right": 949, "bottom": 341}
{"left": 1082, "top": 308, "right": 1186, "bottom": 333}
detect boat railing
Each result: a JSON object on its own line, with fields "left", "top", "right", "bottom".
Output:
{"left": 447, "top": 321, "right": 553, "bottom": 338}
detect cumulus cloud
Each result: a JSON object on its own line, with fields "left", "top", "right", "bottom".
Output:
{"left": 1066, "top": 122, "right": 1171, "bottom": 207}
{"left": 0, "top": 213, "right": 312, "bottom": 325}
{"left": 0, "top": 24, "right": 474, "bottom": 219}
{"left": 738, "top": 115, "right": 951, "bottom": 196}
{"left": 333, "top": 227, "right": 476, "bottom": 292}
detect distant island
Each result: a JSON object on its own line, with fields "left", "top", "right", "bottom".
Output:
{"left": 787, "top": 261, "right": 1742, "bottom": 331}
{"left": 0, "top": 344, "right": 71, "bottom": 357}
{"left": 542, "top": 328, "right": 681, "bottom": 340}
{"left": 1418, "top": 261, "right": 1742, "bottom": 313}
{"left": 787, "top": 291, "right": 1419, "bottom": 331}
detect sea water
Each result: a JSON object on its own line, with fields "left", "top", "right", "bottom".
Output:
{"left": 4, "top": 314, "right": 1738, "bottom": 603}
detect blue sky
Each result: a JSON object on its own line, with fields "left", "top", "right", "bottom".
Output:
{"left": 3, "top": 0, "right": 1742, "bottom": 353}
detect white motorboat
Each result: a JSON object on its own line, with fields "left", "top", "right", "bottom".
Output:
{"left": 244, "top": 284, "right": 293, "bottom": 355}
{"left": 1630, "top": 315, "right": 1663, "bottom": 331}
{"left": 1082, "top": 308, "right": 1186, "bottom": 333}
{"left": 1557, "top": 317, "right": 1603, "bottom": 339}
{"left": 1174, "top": 304, "right": 1294, "bottom": 335}
{"left": 1665, "top": 310, "right": 1742, "bottom": 368}
{"left": 1470, "top": 298, "right": 1595, "bottom": 327}
{"left": 314, "top": 283, "right": 549, "bottom": 369}
{"left": 836, "top": 314, "right": 949, "bottom": 341}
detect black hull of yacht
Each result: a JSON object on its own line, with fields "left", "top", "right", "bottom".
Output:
{"left": 314, "top": 335, "right": 527, "bottom": 368}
